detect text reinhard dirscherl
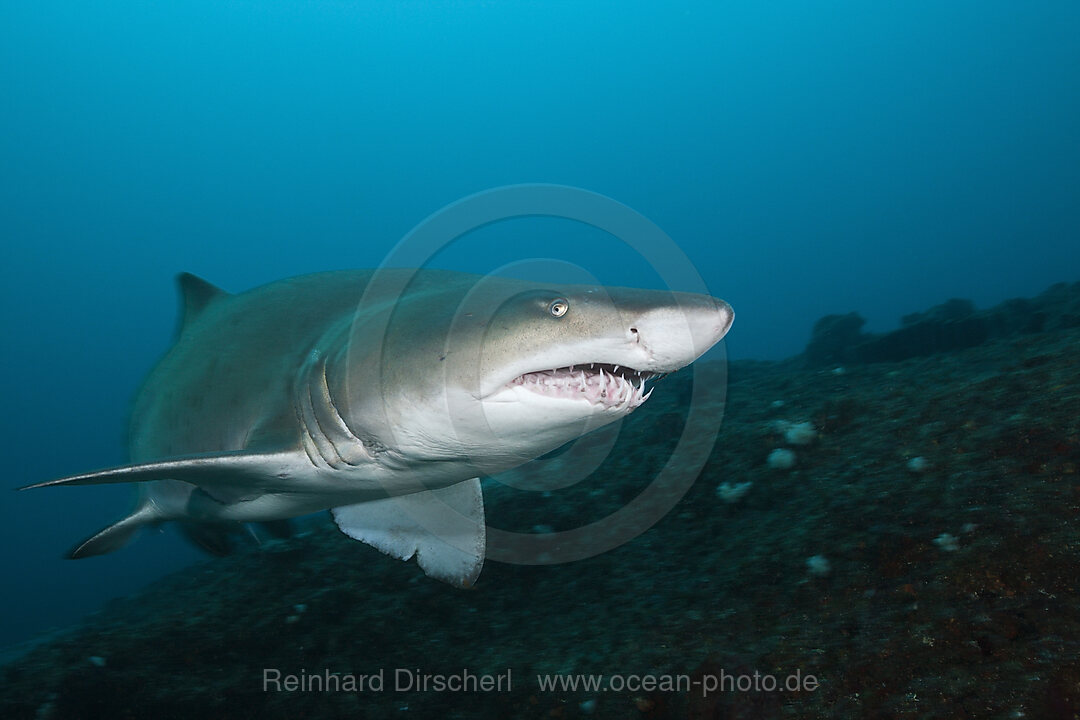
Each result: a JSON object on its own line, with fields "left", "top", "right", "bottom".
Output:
{"left": 263, "top": 668, "right": 512, "bottom": 693}
{"left": 262, "top": 668, "right": 820, "bottom": 696}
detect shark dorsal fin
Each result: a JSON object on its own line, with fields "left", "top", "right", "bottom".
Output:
{"left": 177, "top": 272, "right": 228, "bottom": 332}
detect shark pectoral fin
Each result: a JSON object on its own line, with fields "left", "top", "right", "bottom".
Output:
{"left": 20, "top": 451, "right": 308, "bottom": 492}
{"left": 69, "top": 501, "right": 159, "bottom": 559}
{"left": 330, "top": 478, "right": 486, "bottom": 588}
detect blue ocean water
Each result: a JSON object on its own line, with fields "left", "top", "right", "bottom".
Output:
{"left": 1, "top": 0, "right": 1078, "bottom": 653}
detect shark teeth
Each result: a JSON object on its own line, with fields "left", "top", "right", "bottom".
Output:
{"left": 510, "top": 364, "right": 658, "bottom": 410}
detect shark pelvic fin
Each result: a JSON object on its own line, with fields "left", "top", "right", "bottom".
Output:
{"left": 68, "top": 499, "right": 160, "bottom": 559}
{"left": 179, "top": 521, "right": 239, "bottom": 557}
{"left": 331, "top": 478, "right": 486, "bottom": 588}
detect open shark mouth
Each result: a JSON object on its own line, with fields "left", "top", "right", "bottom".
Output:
{"left": 509, "top": 363, "right": 662, "bottom": 410}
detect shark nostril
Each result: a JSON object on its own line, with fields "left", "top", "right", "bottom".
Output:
{"left": 629, "top": 327, "right": 640, "bottom": 343}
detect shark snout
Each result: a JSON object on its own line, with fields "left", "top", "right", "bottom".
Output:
{"left": 629, "top": 294, "right": 733, "bottom": 370}
{"left": 710, "top": 297, "right": 735, "bottom": 339}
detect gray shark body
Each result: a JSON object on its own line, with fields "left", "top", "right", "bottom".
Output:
{"left": 28, "top": 269, "right": 733, "bottom": 586}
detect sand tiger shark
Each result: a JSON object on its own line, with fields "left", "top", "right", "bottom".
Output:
{"left": 25, "top": 269, "right": 733, "bottom": 586}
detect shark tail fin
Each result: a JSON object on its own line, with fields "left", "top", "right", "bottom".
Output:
{"left": 68, "top": 500, "right": 160, "bottom": 559}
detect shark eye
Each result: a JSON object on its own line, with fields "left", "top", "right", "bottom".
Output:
{"left": 548, "top": 298, "right": 569, "bottom": 317}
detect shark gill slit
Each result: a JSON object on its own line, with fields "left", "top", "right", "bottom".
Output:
{"left": 296, "top": 353, "right": 371, "bottom": 470}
